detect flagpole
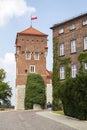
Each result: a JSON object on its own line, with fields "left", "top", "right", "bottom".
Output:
{"left": 30, "top": 16, "right": 37, "bottom": 27}
{"left": 30, "top": 14, "right": 32, "bottom": 27}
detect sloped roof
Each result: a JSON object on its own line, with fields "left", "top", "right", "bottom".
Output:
{"left": 18, "top": 27, "right": 48, "bottom": 36}
{"left": 46, "top": 69, "right": 52, "bottom": 77}
{"left": 51, "top": 12, "right": 87, "bottom": 29}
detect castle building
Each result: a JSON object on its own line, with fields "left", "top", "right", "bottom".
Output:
{"left": 15, "top": 27, "right": 52, "bottom": 110}
{"left": 51, "top": 13, "right": 87, "bottom": 80}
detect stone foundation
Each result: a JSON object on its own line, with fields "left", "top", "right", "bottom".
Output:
{"left": 15, "top": 85, "right": 25, "bottom": 110}
{"left": 46, "top": 84, "right": 52, "bottom": 104}
{"left": 15, "top": 84, "right": 52, "bottom": 110}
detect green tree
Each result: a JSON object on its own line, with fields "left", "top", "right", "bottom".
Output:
{"left": 0, "top": 68, "right": 12, "bottom": 106}
{"left": 25, "top": 73, "right": 46, "bottom": 109}
{"left": 0, "top": 69, "right": 6, "bottom": 82}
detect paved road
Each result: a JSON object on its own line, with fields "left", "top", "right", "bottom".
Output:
{"left": 0, "top": 110, "right": 76, "bottom": 130}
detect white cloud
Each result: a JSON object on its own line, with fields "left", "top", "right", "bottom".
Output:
{"left": 0, "top": 53, "right": 16, "bottom": 105}
{"left": 0, "top": 0, "right": 36, "bottom": 26}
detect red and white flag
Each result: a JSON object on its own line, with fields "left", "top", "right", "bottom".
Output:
{"left": 31, "top": 16, "right": 37, "bottom": 20}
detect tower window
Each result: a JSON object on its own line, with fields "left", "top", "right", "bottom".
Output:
{"left": 26, "top": 52, "right": 31, "bottom": 60}
{"left": 34, "top": 52, "right": 39, "bottom": 60}
{"left": 30, "top": 65, "right": 35, "bottom": 73}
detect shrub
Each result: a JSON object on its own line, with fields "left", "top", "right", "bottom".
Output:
{"left": 58, "top": 72, "right": 87, "bottom": 120}
{"left": 24, "top": 74, "right": 46, "bottom": 109}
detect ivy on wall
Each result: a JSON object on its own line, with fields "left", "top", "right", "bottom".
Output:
{"left": 59, "top": 57, "right": 71, "bottom": 78}
{"left": 52, "top": 37, "right": 71, "bottom": 110}
{"left": 52, "top": 37, "right": 60, "bottom": 110}
{"left": 78, "top": 52, "right": 87, "bottom": 72}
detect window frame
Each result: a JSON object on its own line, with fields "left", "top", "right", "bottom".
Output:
{"left": 84, "top": 63, "right": 87, "bottom": 70}
{"left": 83, "top": 20, "right": 87, "bottom": 26}
{"left": 71, "top": 64, "right": 77, "bottom": 78}
{"left": 84, "top": 36, "right": 87, "bottom": 50}
{"left": 70, "top": 40, "right": 76, "bottom": 53}
{"left": 60, "top": 66, "right": 65, "bottom": 80}
{"left": 34, "top": 52, "right": 39, "bottom": 60}
{"left": 26, "top": 52, "right": 31, "bottom": 60}
{"left": 59, "top": 43, "right": 65, "bottom": 56}
{"left": 59, "top": 28, "right": 64, "bottom": 34}
{"left": 29, "top": 65, "right": 35, "bottom": 73}
{"left": 70, "top": 23, "right": 76, "bottom": 30}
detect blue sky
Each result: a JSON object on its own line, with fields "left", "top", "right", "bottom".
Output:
{"left": 0, "top": 0, "right": 87, "bottom": 105}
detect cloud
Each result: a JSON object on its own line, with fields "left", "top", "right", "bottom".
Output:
{"left": 0, "top": 53, "right": 16, "bottom": 105}
{"left": 0, "top": 0, "right": 36, "bottom": 26}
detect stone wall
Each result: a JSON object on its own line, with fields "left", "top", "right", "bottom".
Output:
{"left": 46, "top": 84, "right": 52, "bottom": 104}
{"left": 15, "top": 85, "right": 25, "bottom": 110}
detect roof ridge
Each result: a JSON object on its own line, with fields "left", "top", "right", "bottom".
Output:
{"left": 18, "top": 27, "right": 48, "bottom": 36}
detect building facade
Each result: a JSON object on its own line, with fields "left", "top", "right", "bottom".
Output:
{"left": 15, "top": 27, "right": 52, "bottom": 110}
{"left": 51, "top": 13, "right": 87, "bottom": 80}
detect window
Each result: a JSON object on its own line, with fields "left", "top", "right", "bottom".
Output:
{"left": 34, "top": 52, "right": 39, "bottom": 60}
{"left": 71, "top": 64, "right": 77, "bottom": 78}
{"left": 26, "top": 52, "right": 31, "bottom": 60}
{"left": 71, "top": 40, "right": 76, "bottom": 53}
{"left": 83, "top": 20, "right": 87, "bottom": 25}
{"left": 85, "top": 63, "right": 87, "bottom": 70}
{"left": 60, "top": 66, "right": 65, "bottom": 80}
{"left": 84, "top": 36, "right": 87, "bottom": 50}
{"left": 70, "top": 24, "right": 76, "bottom": 30}
{"left": 59, "top": 28, "right": 64, "bottom": 34}
{"left": 59, "top": 43, "right": 64, "bottom": 56}
{"left": 30, "top": 65, "right": 35, "bottom": 73}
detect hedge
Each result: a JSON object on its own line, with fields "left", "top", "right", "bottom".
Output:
{"left": 58, "top": 72, "right": 87, "bottom": 120}
{"left": 24, "top": 73, "right": 46, "bottom": 109}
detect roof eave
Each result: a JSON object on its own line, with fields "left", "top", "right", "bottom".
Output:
{"left": 50, "top": 12, "right": 87, "bottom": 29}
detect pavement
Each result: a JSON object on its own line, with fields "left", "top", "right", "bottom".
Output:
{"left": 36, "top": 110, "right": 87, "bottom": 130}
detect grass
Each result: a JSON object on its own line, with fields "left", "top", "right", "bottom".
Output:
{"left": 54, "top": 110, "right": 64, "bottom": 115}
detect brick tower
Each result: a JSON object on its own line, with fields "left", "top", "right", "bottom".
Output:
{"left": 15, "top": 27, "right": 52, "bottom": 110}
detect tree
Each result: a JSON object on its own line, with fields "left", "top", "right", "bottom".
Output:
{"left": 0, "top": 68, "right": 12, "bottom": 106}
{"left": 0, "top": 69, "right": 6, "bottom": 82}
{"left": 24, "top": 73, "right": 46, "bottom": 109}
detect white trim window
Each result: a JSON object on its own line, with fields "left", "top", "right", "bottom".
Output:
{"left": 83, "top": 20, "right": 87, "bottom": 25}
{"left": 59, "top": 43, "right": 64, "bottom": 56}
{"left": 84, "top": 36, "right": 87, "bottom": 50}
{"left": 70, "top": 24, "right": 76, "bottom": 30}
{"left": 84, "top": 63, "right": 87, "bottom": 70}
{"left": 30, "top": 65, "right": 35, "bottom": 73}
{"left": 71, "top": 64, "right": 77, "bottom": 78}
{"left": 59, "top": 28, "right": 64, "bottom": 34}
{"left": 34, "top": 52, "right": 39, "bottom": 60}
{"left": 71, "top": 40, "right": 76, "bottom": 53}
{"left": 26, "top": 52, "right": 31, "bottom": 60}
{"left": 60, "top": 66, "right": 65, "bottom": 80}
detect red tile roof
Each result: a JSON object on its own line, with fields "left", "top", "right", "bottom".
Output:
{"left": 46, "top": 69, "right": 52, "bottom": 77}
{"left": 18, "top": 27, "right": 48, "bottom": 36}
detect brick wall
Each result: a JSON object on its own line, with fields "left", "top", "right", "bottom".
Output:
{"left": 15, "top": 34, "right": 48, "bottom": 86}
{"left": 52, "top": 14, "right": 87, "bottom": 71}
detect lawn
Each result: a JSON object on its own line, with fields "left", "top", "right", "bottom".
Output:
{"left": 54, "top": 110, "right": 64, "bottom": 115}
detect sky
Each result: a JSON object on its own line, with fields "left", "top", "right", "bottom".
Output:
{"left": 0, "top": 0, "right": 87, "bottom": 105}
